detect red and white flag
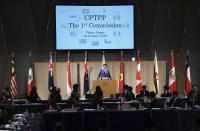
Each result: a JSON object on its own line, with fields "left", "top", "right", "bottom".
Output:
{"left": 11, "top": 53, "right": 17, "bottom": 98}
{"left": 169, "top": 50, "right": 176, "bottom": 93}
{"left": 184, "top": 51, "right": 191, "bottom": 96}
{"left": 136, "top": 51, "right": 142, "bottom": 94}
{"left": 28, "top": 52, "right": 34, "bottom": 96}
{"left": 119, "top": 51, "right": 123, "bottom": 94}
{"left": 67, "top": 51, "right": 72, "bottom": 97}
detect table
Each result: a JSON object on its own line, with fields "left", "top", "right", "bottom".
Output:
{"left": 42, "top": 109, "right": 200, "bottom": 131}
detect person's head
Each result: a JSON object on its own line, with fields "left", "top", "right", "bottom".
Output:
{"left": 172, "top": 91, "right": 178, "bottom": 98}
{"left": 57, "top": 88, "right": 61, "bottom": 93}
{"left": 164, "top": 85, "right": 169, "bottom": 92}
{"left": 32, "top": 86, "right": 37, "bottom": 92}
{"left": 5, "top": 86, "right": 10, "bottom": 92}
{"left": 103, "top": 64, "right": 107, "bottom": 70}
{"left": 142, "top": 85, "right": 147, "bottom": 91}
{"left": 96, "top": 86, "right": 101, "bottom": 92}
{"left": 73, "top": 84, "right": 79, "bottom": 92}
{"left": 149, "top": 91, "right": 156, "bottom": 100}
{"left": 127, "top": 86, "right": 133, "bottom": 93}
{"left": 192, "top": 84, "right": 199, "bottom": 92}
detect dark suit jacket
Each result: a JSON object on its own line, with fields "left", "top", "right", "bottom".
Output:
{"left": 161, "top": 92, "right": 171, "bottom": 97}
{"left": 139, "top": 90, "right": 150, "bottom": 97}
{"left": 125, "top": 92, "right": 135, "bottom": 101}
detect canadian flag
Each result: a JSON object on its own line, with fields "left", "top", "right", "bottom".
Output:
{"left": 28, "top": 52, "right": 34, "bottom": 96}
{"left": 66, "top": 51, "right": 72, "bottom": 97}
{"left": 169, "top": 50, "right": 176, "bottom": 93}
{"left": 184, "top": 50, "right": 191, "bottom": 96}
{"left": 136, "top": 51, "right": 142, "bottom": 94}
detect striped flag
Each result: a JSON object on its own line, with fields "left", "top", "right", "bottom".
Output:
{"left": 84, "top": 51, "right": 89, "bottom": 95}
{"left": 10, "top": 53, "right": 17, "bottom": 98}
{"left": 136, "top": 51, "right": 142, "bottom": 94}
{"left": 48, "top": 52, "right": 54, "bottom": 92}
{"left": 28, "top": 52, "right": 34, "bottom": 96}
{"left": 184, "top": 50, "right": 191, "bottom": 96}
{"left": 119, "top": 51, "right": 123, "bottom": 94}
{"left": 153, "top": 51, "right": 159, "bottom": 94}
{"left": 169, "top": 50, "right": 176, "bottom": 93}
{"left": 102, "top": 51, "right": 105, "bottom": 68}
{"left": 67, "top": 51, "right": 72, "bottom": 97}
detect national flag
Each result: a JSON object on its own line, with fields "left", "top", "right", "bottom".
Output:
{"left": 102, "top": 51, "right": 105, "bottom": 68}
{"left": 10, "top": 53, "right": 17, "bottom": 98}
{"left": 48, "top": 52, "right": 54, "bottom": 92}
{"left": 28, "top": 52, "right": 34, "bottom": 96}
{"left": 153, "top": 51, "right": 159, "bottom": 94}
{"left": 84, "top": 51, "right": 89, "bottom": 95}
{"left": 119, "top": 51, "right": 123, "bottom": 94}
{"left": 184, "top": 50, "right": 191, "bottom": 96}
{"left": 169, "top": 50, "right": 176, "bottom": 93}
{"left": 67, "top": 51, "right": 72, "bottom": 97}
{"left": 136, "top": 51, "right": 142, "bottom": 94}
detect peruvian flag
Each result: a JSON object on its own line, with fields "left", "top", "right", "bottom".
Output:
{"left": 119, "top": 51, "right": 123, "bottom": 94}
{"left": 184, "top": 51, "right": 191, "bottom": 96}
{"left": 169, "top": 50, "right": 176, "bottom": 93}
{"left": 67, "top": 51, "right": 72, "bottom": 97}
{"left": 136, "top": 51, "right": 142, "bottom": 94}
{"left": 28, "top": 52, "right": 34, "bottom": 96}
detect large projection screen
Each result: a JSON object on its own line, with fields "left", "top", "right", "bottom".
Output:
{"left": 56, "top": 5, "right": 134, "bottom": 50}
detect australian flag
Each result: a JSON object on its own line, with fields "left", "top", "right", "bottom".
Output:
{"left": 48, "top": 53, "right": 54, "bottom": 92}
{"left": 84, "top": 51, "right": 89, "bottom": 95}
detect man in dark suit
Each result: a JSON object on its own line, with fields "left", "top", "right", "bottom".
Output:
{"left": 149, "top": 91, "right": 160, "bottom": 108}
{"left": 97, "top": 64, "right": 112, "bottom": 80}
{"left": 139, "top": 85, "right": 150, "bottom": 98}
{"left": 161, "top": 85, "right": 171, "bottom": 97}
{"left": 125, "top": 86, "right": 135, "bottom": 101}
{"left": 169, "top": 91, "right": 182, "bottom": 107}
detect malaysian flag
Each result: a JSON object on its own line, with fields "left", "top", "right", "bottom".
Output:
{"left": 84, "top": 51, "right": 89, "bottom": 95}
{"left": 48, "top": 52, "right": 54, "bottom": 92}
{"left": 10, "top": 53, "right": 17, "bottom": 98}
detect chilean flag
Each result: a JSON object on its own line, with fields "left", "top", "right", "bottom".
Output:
{"left": 67, "top": 51, "right": 72, "bottom": 97}
{"left": 136, "top": 51, "right": 142, "bottom": 94}
{"left": 119, "top": 51, "right": 123, "bottom": 94}
{"left": 169, "top": 50, "right": 176, "bottom": 93}
{"left": 48, "top": 52, "right": 54, "bottom": 92}
{"left": 184, "top": 51, "right": 191, "bottom": 96}
{"left": 84, "top": 51, "right": 89, "bottom": 95}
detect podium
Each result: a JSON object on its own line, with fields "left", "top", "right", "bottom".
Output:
{"left": 92, "top": 80, "right": 118, "bottom": 98}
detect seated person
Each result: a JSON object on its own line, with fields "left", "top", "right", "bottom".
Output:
{"left": 139, "top": 85, "right": 150, "bottom": 98}
{"left": 125, "top": 86, "right": 135, "bottom": 101}
{"left": 161, "top": 85, "right": 171, "bottom": 97}
{"left": 169, "top": 91, "right": 182, "bottom": 107}
{"left": 187, "top": 91, "right": 195, "bottom": 107}
{"left": 149, "top": 91, "right": 160, "bottom": 108}
{"left": 192, "top": 84, "right": 200, "bottom": 106}
{"left": 47, "top": 93, "right": 61, "bottom": 111}
{"left": 97, "top": 64, "right": 112, "bottom": 80}
{"left": 69, "top": 84, "right": 80, "bottom": 105}
{"left": 94, "top": 86, "right": 103, "bottom": 107}
{"left": 29, "top": 86, "right": 40, "bottom": 103}
{"left": 122, "top": 84, "right": 128, "bottom": 97}
{"left": 54, "top": 88, "right": 62, "bottom": 103}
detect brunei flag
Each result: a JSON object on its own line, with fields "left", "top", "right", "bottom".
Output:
{"left": 119, "top": 51, "right": 123, "bottom": 94}
{"left": 153, "top": 51, "right": 159, "bottom": 94}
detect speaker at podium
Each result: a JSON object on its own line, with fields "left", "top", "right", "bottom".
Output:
{"left": 92, "top": 80, "right": 118, "bottom": 98}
